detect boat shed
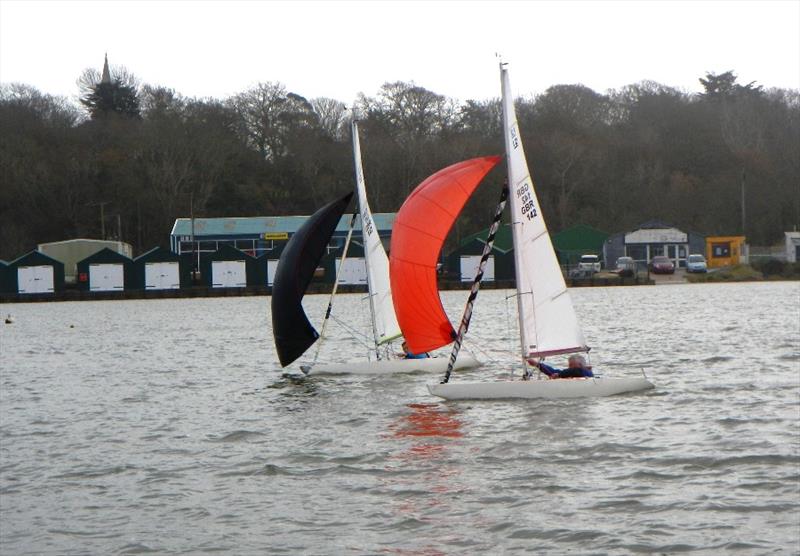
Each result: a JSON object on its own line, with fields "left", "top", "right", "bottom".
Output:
{"left": 603, "top": 221, "right": 705, "bottom": 270}
{"left": 133, "top": 246, "right": 192, "bottom": 290}
{"left": 337, "top": 241, "right": 369, "bottom": 285}
{"left": 8, "top": 250, "right": 65, "bottom": 295}
{"left": 785, "top": 232, "right": 800, "bottom": 263}
{"left": 445, "top": 224, "right": 515, "bottom": 282}
{"left": 76, "top": 248, "right": 135, "bottom": 292}
{"left": 169, "top": 213, "right": 395, "bottom": 263}
{"left": 38, "top": 239, "right": 133, "bottom": 284}
{"left": 200, "top": 244, "right": 263, "bottom": 288}
{"left": 551, "top": 224, "right": 610, "bottom": 266}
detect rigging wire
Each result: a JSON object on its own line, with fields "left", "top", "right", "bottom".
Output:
{"left": 308, "top": 212, "right": 358, "bottom": 368}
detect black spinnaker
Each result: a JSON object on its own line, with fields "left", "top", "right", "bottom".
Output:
{"left": 271, "top": 192, "right": 354, "bottom": 367}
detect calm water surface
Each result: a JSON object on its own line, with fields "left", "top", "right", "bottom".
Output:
{"left": 1, "top": 282, "right": 798, "bottom": 555}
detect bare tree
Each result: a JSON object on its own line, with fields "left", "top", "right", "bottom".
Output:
{"left": 311, "top": 97, "right": 348, "bottom": 140}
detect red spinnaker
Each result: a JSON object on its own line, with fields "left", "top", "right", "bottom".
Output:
{"left": 389, "top": 156, "right": 501, "bottom": 354}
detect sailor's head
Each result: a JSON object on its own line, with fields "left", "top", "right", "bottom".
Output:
{"left": 568, "top": 354, "right": 587, "bottom": 368}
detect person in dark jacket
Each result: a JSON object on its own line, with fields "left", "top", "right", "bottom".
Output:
{"left": 525, "top": 354, "right": 594, "bottom": 379}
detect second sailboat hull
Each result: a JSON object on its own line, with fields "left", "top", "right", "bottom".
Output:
{"left": 427, "top": 376, "right": 654, "bottom": 400}
{"left": 302, "top": 354, "right": 481, "bottom": 376}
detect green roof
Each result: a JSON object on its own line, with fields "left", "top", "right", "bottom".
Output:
{"left": 458, "top": 224, "right": 514, "bottom": 253}
{"left": 551, "top": 224, "right": 609, "bottom": 253}
{"left": 171, "top": 213, "right": 396, "bottom": 238}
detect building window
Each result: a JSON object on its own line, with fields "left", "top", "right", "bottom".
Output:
{"left": 712, "top": 242, "right": 731, "bottom": 258}
{"left": 236, "top": 239, "right": 254, "bottom": 250}
{"left": 649, "top": 244, "right": 665, "bottom": 257}
{"left": 327, "top": 237, "right": 344, "bottom": 254}
{"left": 626, "top": 245, "right": 647, "bottom": 262}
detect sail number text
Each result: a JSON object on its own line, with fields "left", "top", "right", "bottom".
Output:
{"left": 510, "top": 126, "right": 519, "bottom": 150}
{"left": 361, "top": 209, "right": 374, "bottom": 236}
{"left": 516, "top": 182, "right": 538, "bottom": 220}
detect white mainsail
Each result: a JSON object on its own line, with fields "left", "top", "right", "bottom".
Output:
{"left": 351, "top": 121, "right": 402, "bottom": 346}
{"left": 500, "top": 64, "right": 588, "bottom": 358}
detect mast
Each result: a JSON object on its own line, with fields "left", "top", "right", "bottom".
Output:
{"left": 352, "top": 120, "right": 381, "bottom": 352}
{"left": 500, "top": 62, "right": 529, "bottom": 365}
{"left": 351, "top": 120, "right": 402, "bottom": 349}
{"left": 500, "top": 62, "right": 588, "bottom": 361}
{"left": 441, "top": 184, "right": 509, "bottom": 384}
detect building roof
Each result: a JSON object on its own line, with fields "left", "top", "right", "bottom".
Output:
{"left": 170, "top": 213, "right": 397, "bottom": 237}
{"left": 457, "top": 224, "right": 514, "bottom": 254}
{"left": 9, "top": 250, "right": 64, "bottom": 268}
{"left": 552, "top": 224, "right": 609, "bottom": 252}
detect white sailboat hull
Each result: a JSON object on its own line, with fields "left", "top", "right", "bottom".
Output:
{"left": 303, "top": 354, "right": 481, "bottom": 376}
{"left": 427, "top": 376, "right": 654, "bottom": 400}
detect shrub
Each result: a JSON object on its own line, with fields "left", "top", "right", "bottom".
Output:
{"left": 751, "top": 258, "right": 786, "bottom": 276}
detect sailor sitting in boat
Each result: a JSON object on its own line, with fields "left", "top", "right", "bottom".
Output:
{"left": 399, "top": 341, "right": 430, "bottom": 360}
{"left": 526, "top": 354, "right": 594, "bottom": 379}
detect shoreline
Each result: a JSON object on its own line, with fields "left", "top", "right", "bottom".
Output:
{"left": 0, "top": 275, "right": 656, "bottom": 304}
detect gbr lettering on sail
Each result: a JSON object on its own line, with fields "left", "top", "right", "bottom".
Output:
{"left": 510, "top": 126, "right": 538, "bottom": 221}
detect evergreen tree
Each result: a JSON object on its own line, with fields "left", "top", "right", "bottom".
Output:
{"left": 78, "top": 56, "right": 141, "bottom": 119}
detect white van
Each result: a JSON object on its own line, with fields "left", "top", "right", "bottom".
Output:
{"left": 578, "top": 254, "right": 601, "bottom": 273}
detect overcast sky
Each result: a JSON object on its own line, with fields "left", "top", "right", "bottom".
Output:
{"left": 1, "top": 0, "right": 798, "bottom": 104}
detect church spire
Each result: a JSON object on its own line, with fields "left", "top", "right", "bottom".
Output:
{"left": 101, "top": 53, "right": 111, "bottom": 84}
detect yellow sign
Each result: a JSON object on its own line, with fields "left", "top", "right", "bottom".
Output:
{"left": 263, "top": 232, "right": 289, "bottom": 240}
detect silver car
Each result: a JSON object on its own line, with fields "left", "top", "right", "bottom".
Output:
{"left": 686, "top": 254, "right": 708, "bottom": 273}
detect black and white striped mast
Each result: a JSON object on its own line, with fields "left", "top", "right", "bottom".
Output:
{"left": 441, "top": 183, "right": 509, "bottom": 384}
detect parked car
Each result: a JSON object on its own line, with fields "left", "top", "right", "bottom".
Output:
{"left": 578, "top": 254, "right": 601, "bottom": 273}
{"left": 686, "top": 254, "right": 708, "bottom": 273}
{"left": 615, "top": 256, "right": 636, "bottom": 277}
{"left": 649, "top": 255, "right": 675, "bottom": 274}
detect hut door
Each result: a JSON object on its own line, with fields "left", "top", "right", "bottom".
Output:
{"left": 212, "top": 260, "right": 246, "bottom": 288}
{"left": 145, "top": 262, "right": 180, "bottom": 290}
{"left": 335, "top": 257, "right": 367, "bottom": 285}
{"left": 460, "top": 255, "right": 495, "bottom": 282}
{"left": 266, "top": 260, "right": 279, "bottom": 285}
{"left": 17, "top": 266, "right": 54, "bottom": 294}
{"left": 90, "top": 264, "right": 124, "bottom": 291}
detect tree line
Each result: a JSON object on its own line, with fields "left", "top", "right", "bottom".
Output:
{"left": 1, "top": 65, "right": 797, "bottom": 261}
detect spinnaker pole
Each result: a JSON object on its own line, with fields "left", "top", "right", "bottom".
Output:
{"left": 441, "top": 184, "right": 509, "bottom": 384}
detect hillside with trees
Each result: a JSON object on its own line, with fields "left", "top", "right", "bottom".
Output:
{"left": 1, "top": 63, "right": 797, "bottom": 261}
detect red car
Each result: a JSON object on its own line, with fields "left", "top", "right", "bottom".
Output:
{"left": 649, "top": 255, "right": 675, "bottom": 274}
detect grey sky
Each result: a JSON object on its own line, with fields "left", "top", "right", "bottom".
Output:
{"left": 1, "top": 0, "right": 798, "bottom": 103}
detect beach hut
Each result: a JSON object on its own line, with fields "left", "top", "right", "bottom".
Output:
{"left": 200, "top": 244, "right": 260, "bottom": 288}
{"left": 38, "top": 239, "right": 133, "bottom": 284}
{"left": 76, "top": 248, "right": 134, "bottom": 292}
{"left": 446, "top": 224, "right": 515, "bottom": 282}
{"left": 8, "top": 250, "right": 65, "bottom": 295}
{"left": 133, "top": 246, "right": 191, "bottom": 290}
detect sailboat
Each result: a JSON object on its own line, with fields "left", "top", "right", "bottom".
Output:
{"left": 390, "top": 63, "right": 654, "bottom": 399}
{"left": 271, "top": 121, "right": 480, "bottom": 375}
